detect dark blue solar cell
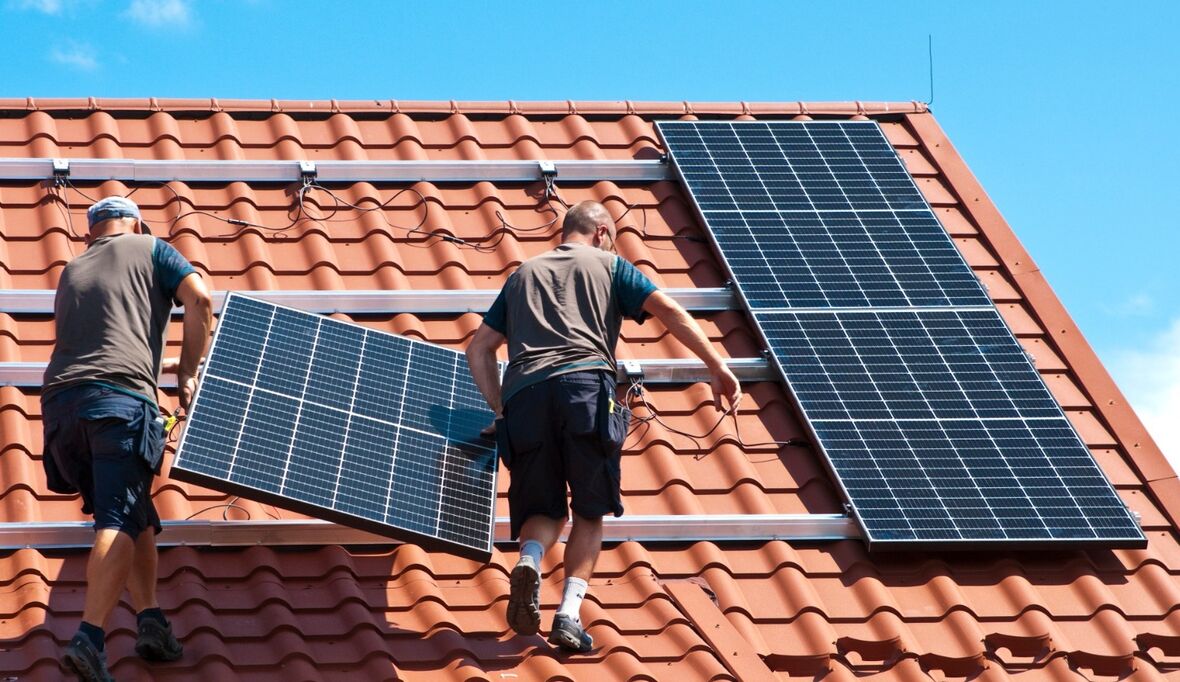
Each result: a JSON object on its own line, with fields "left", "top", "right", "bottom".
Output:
{"left": 229, "top": 390, "right": 300, "bottom": 493}
{"left": 205, "top": 296, "right": 273, "bottom": 384}
{"left": 333, "top": 416, "right": 397, "bottom": 520}
{"left": 353, "top": 329, "right": 411, "bottom": 422}
{"left": 177, "top": 377, "right": 250, "bottom": 480}
{"left": 387, "top": 428, "right": 445, "bottom": 536}
{"left": 304, "top": 319, "right": 366, "bottom": 410}
{"left": 256, "top": 308, "right": 318, "bottom": 396}
{"left": 282, "top": 404, "right": 350, "bottom": 508}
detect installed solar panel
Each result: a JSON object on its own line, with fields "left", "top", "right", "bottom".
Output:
{"left": 172, "top": 294, "right": 498, "bottom": 560}
{"left": 659, "top": 120, "right": 1144, "bottom": 548}
{"left": 813, "top": 418, "right": 1144, "bottom": 544}
{"left": 658, "top": 120, "right": 991, "bottom": 309}
{"left": 753, "top": 309, "right": 1063, "bottom": 422}
{"left": 756, "top": 309, "right": 1143, "bottom": 546}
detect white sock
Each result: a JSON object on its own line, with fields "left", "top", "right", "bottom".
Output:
{"left": 520, "top": 540, "right": 544, "bottom": 566}
{"left": 557, "top": 577, "right": 588, "bottom": 622}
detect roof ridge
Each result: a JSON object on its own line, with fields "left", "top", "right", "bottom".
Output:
{"left": 0, "top": 98, "right": 930, "bottom": 116}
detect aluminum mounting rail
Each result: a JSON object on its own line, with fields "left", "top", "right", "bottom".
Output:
{"left": 0, "top": 357, "right": 775, "bottom": 387}
{"left": 0, "top": 514, "right": 858, "bottom": 550}
{"left": 0, "top": 158, "right": 671, "bottom": 183}
{"left": 0, "top": 287, "right": 737, "bottom": 315}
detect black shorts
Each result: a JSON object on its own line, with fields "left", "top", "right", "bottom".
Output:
{"left": 42, "top": 384, "right": 165, "bottom": 539}
{"left": 498, "top": 371, "right": 630, "bottom": 539}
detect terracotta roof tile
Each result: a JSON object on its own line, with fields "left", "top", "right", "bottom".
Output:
{"left": 0, "top": 100, "right": 1174, "bottom": 680}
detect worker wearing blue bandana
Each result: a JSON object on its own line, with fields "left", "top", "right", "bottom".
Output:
{"left": 42, "top": 196, "right": 213, "bottom": 681}
{"left": 466, "top": 200, "right": 741, "bottom": 653}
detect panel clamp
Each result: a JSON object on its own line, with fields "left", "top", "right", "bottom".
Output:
{"left": 539, "top": 161, "right": 558, "bottom": 199}
{"left": 622, "top": 359, "right": 645, "bottom": 396}
{"left": 51, "top": 158, "right": 70, "bottom": 186}
{"left": 299, "top": 161, "right": 317, "bottom": 185}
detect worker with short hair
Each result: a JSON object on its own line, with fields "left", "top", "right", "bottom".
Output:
{"left": 42, "top": 196, "right": 213, "bottom": 681}
{"left": 466, "top": 200, "right": 741, "bottom": 652}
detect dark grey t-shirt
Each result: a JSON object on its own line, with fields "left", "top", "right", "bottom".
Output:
{"left": 42, "top": 233, "right": 196, "bottom": 406}
{"left": 484, "top": 243, "right": 657, "bottom": 403}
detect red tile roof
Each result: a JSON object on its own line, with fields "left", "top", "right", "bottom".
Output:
{"left": 1, "top": 99, "right": 1176, "bottom": 680}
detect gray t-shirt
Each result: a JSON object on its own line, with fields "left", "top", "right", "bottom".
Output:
{"left": 42, "top": 233, "right": 196, "bottom": 406}
{"left": 483, "top": 243, "right": 657, "bottom": 404}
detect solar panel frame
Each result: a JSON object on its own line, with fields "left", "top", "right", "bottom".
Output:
{"left": 657, "top": 120, "right": 1145, "bottom": 550}
{"left": 172, "top": 293, "right": 499, "bottom": 561}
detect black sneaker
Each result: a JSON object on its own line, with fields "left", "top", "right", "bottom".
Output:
{"left": 62, "top": 633, "right": 115, "bottom": 682}
{"left": 548, "top": 613, "right": 594, "bottom": 653}
{"left": 135, "top": 618, "right": 184, "bottom": 662}
{"left": 506, "top": 555, "right": 541, "bottom": 636}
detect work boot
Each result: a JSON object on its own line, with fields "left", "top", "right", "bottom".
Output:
{"left": 62, "top": 633, "right": 115, "bottom": 682}
{"left": 507, "top": 554, "right": 541, "bottom": 635}
{"left": 135, "top": 618, "right": 183, "bottom": 662}
{"left": 548, "top": 613, "right": 594, "bottom": 653}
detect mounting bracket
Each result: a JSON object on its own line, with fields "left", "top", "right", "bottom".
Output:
{"left": 51, "top": 158, "right": 70, "bottom": 185}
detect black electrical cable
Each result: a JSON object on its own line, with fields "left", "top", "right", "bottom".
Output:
{"left": 622, "top": 378, "right": 810, "bottom": 458}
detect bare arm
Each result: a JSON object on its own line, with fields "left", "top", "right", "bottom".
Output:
{"left": 642, "top": 290, "right": 742, "bottom": 411}
{"left": 173, "top": 273, "right": 213, "bottom": 411}
{"left": 465, "top": 323, "right": 507, "bottom": 418}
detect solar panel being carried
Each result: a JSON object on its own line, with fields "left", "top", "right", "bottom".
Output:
{"left": 172, "top": 294, "right": 498, "bottom": 561}
{"left": 658, "top": 120, "right": 1144, "bottom": 549}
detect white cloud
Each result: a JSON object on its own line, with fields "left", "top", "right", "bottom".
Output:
{"left": 1101, "top": 291, "right": 1155, "bottom": 318}
{"left": 13, "top": 0, "right": 63, "bottom": 13}
{"left": 124, "top": 0, "right": 190, "bottom": 28}
{"left": 49, "top": 41, "right": 98, "bottom": 70}
{"left": 1107, "top": 318, "right": 1180, "bottom": 474}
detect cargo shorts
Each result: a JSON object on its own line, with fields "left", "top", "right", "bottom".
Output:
{"left": 42, "top": 384, "right": 166, "bottom": 539}
{"left": 497, "top": 370, "right": 631, "bottom": 539}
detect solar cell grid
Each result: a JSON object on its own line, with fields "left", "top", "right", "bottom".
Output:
{"left": 754, "top": 309, "right": 1063, "bottom": 422}
{"left": 173, "top": 294, "right": 498, "bottom": 560}
{"left": 658, "top": 120, "right": 990, "bottom": 309}
{"left": 813, "top": 419, "right": 1143, "bottom": 543}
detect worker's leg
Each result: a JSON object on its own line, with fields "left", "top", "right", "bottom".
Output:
{"left": 502, "top": 380, "right": 567, "bottom": 637}
{"left": 519, "top": 513, "right": 565, "bottom": 553}
{"left": 81, "top": 529, "right": 136, "bottom": 626}
{"left": 563, "top": 513, "right": 603, "bottom": 581}
{"left": 127, "top": 529, "right": 159, "bottom": 612}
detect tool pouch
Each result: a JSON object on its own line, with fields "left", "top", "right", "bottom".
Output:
{"left": 598, "top": 373, "right": 631, "bottom": 454}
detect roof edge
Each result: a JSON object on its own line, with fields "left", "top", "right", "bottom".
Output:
{"left": 0, "top": 98, "right": 929, "bottom": 116}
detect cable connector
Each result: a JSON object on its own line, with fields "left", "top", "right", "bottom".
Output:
{"left": 299, "top": 161, "right": 317, "bottom": 185}
{"left": 52, "top": 158, "right": 70, "bottom": 187}
{"left": 622, "top": 359, "right": 644, "bottom": 381}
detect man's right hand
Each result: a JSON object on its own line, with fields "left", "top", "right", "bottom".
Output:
{"left": 710, "top": 365, "right": 742, "bottom": 413}
{"left": 178, "top": 373, "right": 198, "bottom": 412}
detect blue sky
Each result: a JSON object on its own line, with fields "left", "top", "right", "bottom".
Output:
{"left": 2, "top": 0, "right": 1178, "bottom": 456}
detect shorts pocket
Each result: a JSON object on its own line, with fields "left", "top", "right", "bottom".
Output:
{"left": 142, "top": 413, "right": 166, "bottom": 473}
{"left": 41, "top": 422, "right": 78, "bottom": 494}
{"left": 559, "top": 378, "right": 601, "bottom": 437}
{"left": 600, "top": 402, "right": 632, "bottom": 453}
{"left": 504, "top": 404, "right": 546, "bottom": 465}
